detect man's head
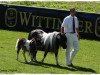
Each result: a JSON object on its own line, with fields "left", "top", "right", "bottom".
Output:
{"left": 70, "top": 8, "right": 76, "bottom": 17}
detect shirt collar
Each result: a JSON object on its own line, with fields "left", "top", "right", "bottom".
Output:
{"left": 69, "top": 15, "right": 75, "bottom": 18}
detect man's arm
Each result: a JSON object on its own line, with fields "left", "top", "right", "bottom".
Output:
{"left": 75, "top": 17, "right": 79, "bottom": 40}
{"left": 61, "top": 17, "right": 67, "bottom": 33}
{"left": 76, "top": 28, "right": 80, "bottom": 40}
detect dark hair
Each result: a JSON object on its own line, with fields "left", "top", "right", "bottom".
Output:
{"left": 70, "top": 8, "right": 75, "bottom": 12}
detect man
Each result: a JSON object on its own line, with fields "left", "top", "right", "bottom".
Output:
{"left": 61, "top": 8, "right": 79, "bottom": 66}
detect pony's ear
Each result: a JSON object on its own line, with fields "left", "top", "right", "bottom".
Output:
{"left": 23, "top": 40, "right": 26, "bottom": 43}
{"left": 64, "top": 33, "right": 66, "bottom": 35}
{"left": 57, "top": 33, "right": 61, "bottom": 39}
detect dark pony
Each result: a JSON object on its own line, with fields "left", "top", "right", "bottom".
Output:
{"left": 15, "top": 38, "right": 37, "bottom": 63}
{"left": 28, "top": 29, "right": 67, "bottom": 65}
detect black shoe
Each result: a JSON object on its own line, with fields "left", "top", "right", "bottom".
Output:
{"left": 67, "top": 63, "right": 74, "bottom": 67}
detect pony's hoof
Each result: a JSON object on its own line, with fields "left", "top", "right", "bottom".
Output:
{"left": 56, "top": 64, "right": 60, "bottom": 66}
{"left": 29, "top": 61, "right": 33, "bottom": 64}
{"left": 16, "top": 59, "right": 18, "bottom": 61}
{"left": 25, "top": 61, "right": 28, "bottom": 64}
{"left": 34, "top": 59, "right": 37, "bottom": 62}
{"left": 41, "top": 60, "right": 44, "bottom": 63}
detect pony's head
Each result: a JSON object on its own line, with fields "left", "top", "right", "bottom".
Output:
{"left": 56, "top": 32, "right": 67, "bottom": 49}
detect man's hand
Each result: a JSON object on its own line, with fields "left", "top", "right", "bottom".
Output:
{"left": 76, "top": 28, "right": 80, "bottom": 40}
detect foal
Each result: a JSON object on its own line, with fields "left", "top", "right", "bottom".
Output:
{"left": 15, "top": 38, "right": 37, "bottom": 63}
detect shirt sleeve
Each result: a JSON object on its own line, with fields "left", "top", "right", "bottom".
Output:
{"left": 61, "top": 17, "right": 67, "bottom": 27}
{"left": 75, "top": 17, "right": 79, "bottom": 28}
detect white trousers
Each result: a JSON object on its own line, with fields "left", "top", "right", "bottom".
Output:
{"left": 66, "top": 33, "right": 79, "bottom": 65}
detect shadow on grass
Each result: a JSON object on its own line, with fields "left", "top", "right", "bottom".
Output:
{"left": 19, "top": 61, "right": 97, "bottom": 73}
{"left": 68, "top": 65, "right": 97, "bottom": 74}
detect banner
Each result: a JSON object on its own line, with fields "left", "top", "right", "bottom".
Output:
{"left": 0, "top": 4, "right": 100, "bottom": 39}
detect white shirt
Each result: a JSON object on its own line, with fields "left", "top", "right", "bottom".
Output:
{"left": 61, "top": 15, "right": 79, "bottom": 33}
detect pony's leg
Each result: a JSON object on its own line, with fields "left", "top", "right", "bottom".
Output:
{"left": 23, "top": 50, "right": 27, "bottom": 63}
{"left": 55, "top": 51, "right": 59, "bottom": 66}
{"left": 33, "top": 51, "right": 37, "bottom": 61}
{"left": 16, "top": 46, "right": 21, "bottom": 61}
{"left": 29, "top": 53, "right": 34, "bottom": 63}
{"left": 41, "top": 51, "right": 48, "bottom": 63}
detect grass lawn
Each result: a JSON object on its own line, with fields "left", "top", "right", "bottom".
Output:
{"left": 0, "top": 1, "right": 100, "bottom": 74}
{"left": 0, "top": 29, "right": 100, "bottom": 74}
{"left": 0, "top": 1, "right": 100, "bottom": 13}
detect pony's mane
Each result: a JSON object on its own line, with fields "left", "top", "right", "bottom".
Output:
{"left": 41, "top": 31, "right": 60, "bottom": 51}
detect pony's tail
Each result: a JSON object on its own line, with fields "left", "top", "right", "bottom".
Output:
{"left": 15, "top": 39, "right": 20, "bottom": 50}
{"left": 15, "top": 38, "right": 22, "bottom": 61}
